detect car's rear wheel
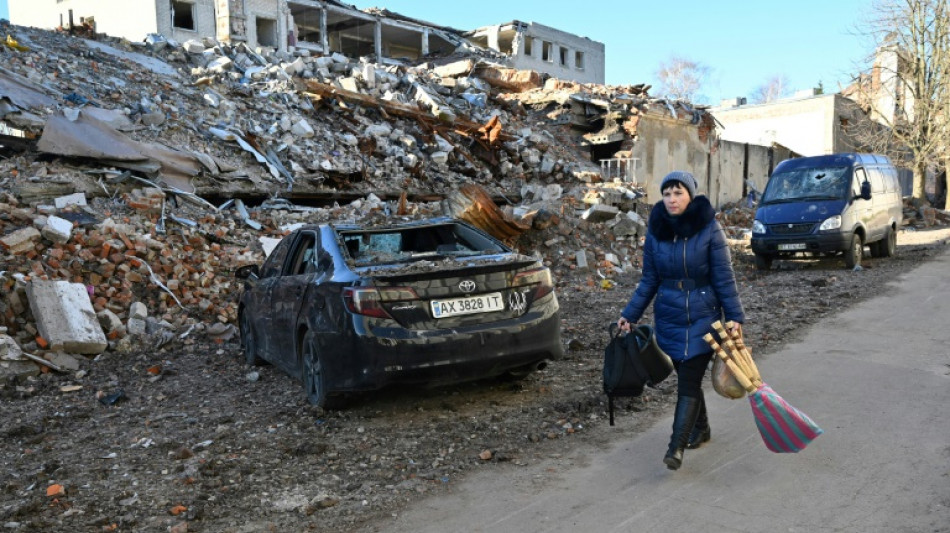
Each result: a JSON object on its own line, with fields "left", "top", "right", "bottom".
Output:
{"left": 240, "top": 312, "right": 264, "bottom": 366}
{"left": 844, "top": 234, "right": 863, "bottom": 268}
{"left": 882, "top": 227, "right": 896, "bottom": 257}
{"left": 753, "top": 253, "right": 772, "bottom": 271}
{"left": 302, "top": 331, "right": 343, "bottom": 409}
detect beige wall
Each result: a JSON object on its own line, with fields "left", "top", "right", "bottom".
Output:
{"left": 712, "top": 94, "right": 840, "bottom": 156}
{"left": 628, "top": 113, "right": 797, "bottom": 208}
{"left": 10, "top": 0, "right": 160, "bottom": 39}
{"left": 632, "top": 114, "right": 711, "bottom": 204}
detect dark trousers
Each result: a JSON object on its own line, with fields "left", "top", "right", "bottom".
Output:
{"left": 673, "top": 351, "right": 713, "bottom": 398}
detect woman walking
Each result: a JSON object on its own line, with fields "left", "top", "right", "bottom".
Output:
{"left": 617, "top": 171, "right": 745, "bottom": 470}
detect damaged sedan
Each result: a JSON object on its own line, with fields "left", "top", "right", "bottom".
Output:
{"left": 235, "top": 217, "right": 563, "bottom": 408}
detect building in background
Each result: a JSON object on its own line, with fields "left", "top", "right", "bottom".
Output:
{"left": 466, "top": 21, "right": 604, "bottom": 85}
{"left": 7, "top": 1, "right": 602, "bottom": 85}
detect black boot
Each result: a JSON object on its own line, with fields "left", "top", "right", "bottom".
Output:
{"left": 687, "top": 393, "right": 711, "bottom": 449}
{"left": 664, "top": 396, "right": 701, "bottom": 470}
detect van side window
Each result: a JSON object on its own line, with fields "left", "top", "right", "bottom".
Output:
{"left": 884, "top": 168, "right": 899, "bottom": 193}
{"left": 867, "top": 168, "right": 885, "bottom": 194}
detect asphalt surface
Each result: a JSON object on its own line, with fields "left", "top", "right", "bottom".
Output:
{"left": 363, "top": 247, "right": 950, "bottom": 533}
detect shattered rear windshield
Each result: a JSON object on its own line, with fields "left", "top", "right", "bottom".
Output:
{"left": 339, "top": 223, "right": 507, "bottom": 265}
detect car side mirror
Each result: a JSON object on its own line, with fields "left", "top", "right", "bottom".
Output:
{"left": 859, "top": 181, "right": 872, "bottom": 201}
{"left": 235, "top": 264, "right": 260, "bottom": 280}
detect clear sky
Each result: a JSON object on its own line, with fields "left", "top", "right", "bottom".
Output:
{"left": 0, "top": 0, "right": 8, "bottom": 21}
{"left": 355, "top": 0, "right": 876, "bottom": 105}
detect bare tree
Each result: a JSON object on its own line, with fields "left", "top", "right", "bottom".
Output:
{"left": 846, "top": 0, "right": 950, "bottom": 204}
{"left": 750, "top": 75, "right": 791, "bottom": 104}
{"left": 654, "top": 55, "right": 710, "bottom": 102}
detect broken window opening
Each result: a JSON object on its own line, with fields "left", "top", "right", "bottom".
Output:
{"left": 523, "top": 36, "right": 533, "bottom": 57}
{"left": 541, "top": 41, "right": 553, "bottom": 62}
{"left": 575, "top": 51, "right": 585, "bottom": 70}
{"left": 172, "top": 1, "right": 196, "bottom": 31}
{"left": 290, "top": 7, "right": 323, "bottom": 46}
{"left": 256, "top": 17, "right": 277, "bottom": 48}
{"left": 469, "top": 34, "right": 489, "bottom": 49}
{"left": 559, "top": 46, "right": 568, "bottom": 66}
{"left": 497, "top": 28, "right": 516, "bottom": 54}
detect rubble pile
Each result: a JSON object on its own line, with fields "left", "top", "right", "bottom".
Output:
{"left": 0, "top": 21, "right": 665, "bottom": 376}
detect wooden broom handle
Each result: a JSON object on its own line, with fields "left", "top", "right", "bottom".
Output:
{"left": 703, "top": 333, "right": 757, "bottom": 393}
{"left": 712, "top": 322, "right": 758, "bottom": 382}
{"left": 724, "top": 321, "right": 762, "bottom": 383}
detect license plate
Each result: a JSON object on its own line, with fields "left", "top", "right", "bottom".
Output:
{"left": 430, "top": 292, "right": 504, "bottom": 318}
{"left": 778, "top": 243, "right": 807, "bottom": 251}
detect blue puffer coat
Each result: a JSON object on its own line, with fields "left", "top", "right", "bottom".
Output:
{"left": 621, "top": 196, "right": 745, "bottom": 361}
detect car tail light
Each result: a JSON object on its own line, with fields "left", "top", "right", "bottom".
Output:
{"left": 512, "top": 267, "right": 554, "bottom": 300}
{"left": 342, "top": 286, "right": 418, "bottom": 318}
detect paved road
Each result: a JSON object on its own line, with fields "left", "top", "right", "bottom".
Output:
{"left": 362, "top": 247, "right": 950, "bottom": 533}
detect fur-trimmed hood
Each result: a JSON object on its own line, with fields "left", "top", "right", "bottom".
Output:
{"left": 648, "top": 195, "right": 716, "bottom": 241}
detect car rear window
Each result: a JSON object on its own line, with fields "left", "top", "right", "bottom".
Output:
{"left": 339, "top": 223, "right": 506, "bottom": 265}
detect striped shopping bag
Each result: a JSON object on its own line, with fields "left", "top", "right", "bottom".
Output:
{"left": 748, "top": 383, "right": 824, "bottom": 453}
{"left": 704, "top": 321, "right": 823, "bottom": 454}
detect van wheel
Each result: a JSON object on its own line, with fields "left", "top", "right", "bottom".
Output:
{"left": 753, "top": 253, "right": 772, "bottom": 271}
{"left": 302, "top": 331, "right": 344, "bottom": 409}
{"left": 882, "top": 227, "right": 896, "bottom": 257}
{"left": 844, "top": 234, "right": 863, "bottom": 268}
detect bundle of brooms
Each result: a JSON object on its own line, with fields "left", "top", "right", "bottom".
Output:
{"left": 704, "top": 320, "right": 823, "bottom": 453}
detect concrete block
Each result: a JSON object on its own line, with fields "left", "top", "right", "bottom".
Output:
{"left": 54, "top": 193, "right": 87, "bottom": 209}
{"left": 0, "top": 226, "right": 41, "bottom": 253}
{"left": 291, "top": 119, "right": 314, "bottom": 138}
{"left": 433, "top": 59, "right": 474, "bottom": 79}
{"left": 581, "top": 204, "right": 620, "bottom": 222}
{"left": 97, "top": 309, "right": 124, "bottom": 333}
{"left": 26, "top": 280, "right": 107, "bottom": 354}
{"left": 41, "top": 215, "right": 73, "bottom": 244}
{"left": 362, "top": 64, "right": 376, "bottom": 87}
{"left": 129, "top": 301, "right": 148, "bottom": 321}
{"left": 0, "top": 334, "right": 23, "bottom": 361}
{"left": 575, "top": 250, "right": 589, "bottom": 271}
{"left": 183, "top": 40, "right": 206, "bottom": 53}
{"left": 338, "top": 77, "right": 360, "bottom": 93}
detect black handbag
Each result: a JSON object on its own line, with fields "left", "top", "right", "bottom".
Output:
{"left": 602, "top": 324, "right": 674, "bottom": 426}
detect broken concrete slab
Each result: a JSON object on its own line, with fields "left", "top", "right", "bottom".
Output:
{"left": 37, "top": 110, "right": 202, "bottom": 192}
{"left": 0, "top": 226, "right": 41, "bottom": 253}
{"left": 0, "top": 360, "right": 40, "bottom": 382}
{"left": 0, "top": 334, "right": 24, "bottom": 361}
{"left": 434, "top": 59, "right": 475, "bottom": 79}
{"left": 581, "top": 203, "right": 620, "bottom": 222}
{"left": 54, "top": 192, "right": 88, "bottom": 209}
{"left": 26, "top": 280, "right": 108, "bottom": 354}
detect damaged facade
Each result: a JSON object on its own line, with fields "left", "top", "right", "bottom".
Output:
{"left": 10, "top": 2, "right": 601, "bottom": 85}
{"left": 9, "top": 0, "right": 468, "bottom": 62}
{"left": 467, "top": 21, "right": 605, "bottom": 85}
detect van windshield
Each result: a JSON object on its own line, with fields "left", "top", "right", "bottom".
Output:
{"left": 761, "top": 166, "right": 852, "bottom": 204}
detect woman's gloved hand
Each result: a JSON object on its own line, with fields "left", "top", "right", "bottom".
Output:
{"left": 617, "top": 316, "right": 632, "bottom": 333}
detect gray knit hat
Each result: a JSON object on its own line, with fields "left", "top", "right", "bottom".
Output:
{"left": 660, "top": 171, "right": 697, "bottom": 198}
